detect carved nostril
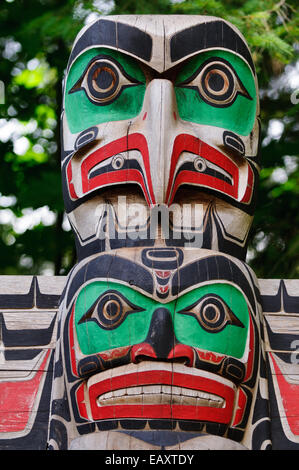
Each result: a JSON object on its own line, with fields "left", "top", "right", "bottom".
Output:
{"left": 131, "top": 309, "right": 196, "bottom": 366}
{"left": 168, "top": 344, "right": 195, "bottom": 367}
{"left": 131, "top": 343, "right": 157, "bottom": 363}
{"left": 130, "top": 308, "right": 177, "bottom": 363}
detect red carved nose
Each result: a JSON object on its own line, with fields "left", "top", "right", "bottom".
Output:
{"left": 167, "top": 344, "right": 195, "bottom": 366}
{"left": 131, "top": 342, "right": 195, "bottom": 366}
{"left": 131, "top": 343, "right": 157, "bottom": 363}
{"left": 130, "top": 308, "right": 195, "bottom": 366}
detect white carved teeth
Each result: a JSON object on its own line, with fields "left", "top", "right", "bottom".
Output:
{"left": 96, "top": 385, "right": 225, "bottom": 408}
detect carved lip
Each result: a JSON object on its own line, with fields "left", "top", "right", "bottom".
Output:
{"left": 87, "top": 361, "right": 236, "bottom": 423}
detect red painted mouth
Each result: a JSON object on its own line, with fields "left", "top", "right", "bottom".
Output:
{"left": 86, "top": 362, "right": 236, "bottom": 423}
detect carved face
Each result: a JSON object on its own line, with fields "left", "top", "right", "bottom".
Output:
{"left": 56, "top": 248, "right": 261, "bottom": 445}
{"left": 61, "top": 15, "right": 260, "bottom": 260}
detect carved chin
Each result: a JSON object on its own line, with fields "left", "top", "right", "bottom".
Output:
{"left": 86, "top": 361, "right": 236, "bottom": 424}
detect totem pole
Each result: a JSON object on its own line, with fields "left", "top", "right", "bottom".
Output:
{"left": 0, "top": 15, "right": 298, "bottom": 451}
{"left": 48, "top": 14, "right": 267, "bottom": 450}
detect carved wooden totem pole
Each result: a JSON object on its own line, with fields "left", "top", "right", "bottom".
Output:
{"left": 0, "top": 15, "right": 299, "bottom": 451}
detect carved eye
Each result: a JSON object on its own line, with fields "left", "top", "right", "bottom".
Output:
{"left": 177, "top": 58, "right": 251, "bottom": 107}
{"left": 178, "top": 294, "right": 244, "bottom": 333}
{"left": 78, "top": 290, "right": 144, "bottom": 329}
{"left": 69, "top": 55, "right": 142, "bottom": 105}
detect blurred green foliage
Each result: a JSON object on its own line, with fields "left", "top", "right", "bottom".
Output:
{"left": 0, "top": 0, "right": 298, "bottom": 278}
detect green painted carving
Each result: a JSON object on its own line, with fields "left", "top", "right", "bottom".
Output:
{"left": 65, "top": 48, "right": 146, "bottom": 133}
{"left": 75, "top": 281, "right": 249, "bottom": 359}
{"left": 175, "top": 50, "right": 257, "bottom": 135}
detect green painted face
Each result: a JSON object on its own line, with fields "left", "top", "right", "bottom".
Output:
{"left": 65, "top": 48, "right": 146, "bottom": 134}
{"left": 175, "top": 50, "right": 257, "bottom": 136}
{"left": 75, "top": 281, "right": 249, "bottom": 359}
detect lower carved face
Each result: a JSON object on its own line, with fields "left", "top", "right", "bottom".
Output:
{"left": 61, "top": 248, "right": 261, "bottom": 439}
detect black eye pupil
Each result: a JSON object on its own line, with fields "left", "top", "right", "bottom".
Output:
{"left": 204, "top": 305, "right": 218, "bottom": 321}
{"left": 95, "top": 67, "right": 114, "bottom": 90}
{"left": 208, "top": 72, "right": 225, "bottom": 92}
{"left": 85, "top": 59, "right": 120, "bottom": 104}
{"left": 105, "top": 300, "right": 119, "bottom": 317}
{"left": 198, "top": 296, "right": 227, "bottom": 332}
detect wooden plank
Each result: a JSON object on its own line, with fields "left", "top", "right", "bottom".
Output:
{"left": 267, "top": 351, "right": 299, "bottom": 447}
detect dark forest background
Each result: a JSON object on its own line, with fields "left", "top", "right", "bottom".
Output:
{"left": 0, "top": 0, "right": 298, "bottom": 278}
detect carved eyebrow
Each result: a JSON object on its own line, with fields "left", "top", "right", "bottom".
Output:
{"left": 67, "top": 19, "right": 152, "bottom": 72}
{"left": 66, "top": 254, "right": 154, "bottom": 307}
{"left": 170, "top": 20, "right": 255, "bottom": 74}
{"left": 171, "top": 254, "right": 256, "bottom": 313}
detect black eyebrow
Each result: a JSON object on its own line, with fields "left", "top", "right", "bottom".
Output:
{"left": 67, "top": 19, "right": 152, "bottom": 71}
{"left": 170, "top": 20, "right": 255, "bottom": 74}
{"left": 66, "top": 254, "right": 154, "bottom": 306}
{"left": 172, "top": 254, "right": 256, "bottom": 312}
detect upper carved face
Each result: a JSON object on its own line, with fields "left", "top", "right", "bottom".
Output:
{"left": 61, "top": 15, "right": 260, "bottom": 259}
